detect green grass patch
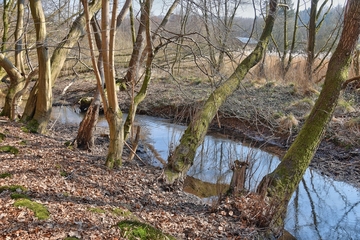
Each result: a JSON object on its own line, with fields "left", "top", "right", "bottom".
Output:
{"left": 0, "top": 172, "right": 11, "bottom": 178}
{"left": 88, "top": 207, "right": 106, "bottom": 214}
{"left": 19, "top": 140, "right": 27, "bottom": 145}
{"left": 117, "top": 220, "right": 176, "bottom": 240}
{"left": 0, "top": 145, "right": 19, "bottom": 154}
{"left": 14, "top": 199, "right": 50, "bottom": 220}
{"left": 0, "top": 185, "right": 27, "bottom": 193}
{"left": 10, "top": 193, "right": 31, "bottom": 199}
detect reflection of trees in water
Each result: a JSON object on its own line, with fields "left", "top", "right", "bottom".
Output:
{"left": 301, "top": 178, "right": 322, "bottom": 240}
{"left": 188, "top": 136, "right": 279, "bottom": 188}
{"left": 287, "top": 172, "right": 360, "bottom": 239}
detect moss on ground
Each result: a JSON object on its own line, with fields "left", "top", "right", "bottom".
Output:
{"left": 0, "top": 185, "right": 27, "bottom": 193}
{"left": 0, "top": 132, "right": 5, "bottom": 142}
{"left": 112, "top": 208, "right": 132, "bottom": 217}
{"left": 0, "top": 172, "right": 11, "bottom": 178}
{"left": 10, "top": 193, "right": 31, "bottom": 199}
{"left": 14, "top": 199, "right": 50, "bottom": 220}
{"left": 88, "top": 207, "right": 106, "bottom": 214}
{"left": 0, "top": 145, "right": 19, "bottom": 154}
{"left": 118, "top": 220, "right": 176, "bottom": 240}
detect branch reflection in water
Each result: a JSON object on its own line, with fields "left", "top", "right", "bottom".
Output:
{"left": 51, "top": 106, "right": 360, "bottom": 239}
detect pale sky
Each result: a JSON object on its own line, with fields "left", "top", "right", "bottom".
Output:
{"left": 150, "top": 0, "right": 347, "bottom": 19}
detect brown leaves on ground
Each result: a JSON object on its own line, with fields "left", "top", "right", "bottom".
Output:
{"left": 0, "top": 117, "right": 272, "bottom": 239}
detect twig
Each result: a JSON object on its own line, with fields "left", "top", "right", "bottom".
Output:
{"left": 124, "top": 141, "right": 147, "bottom": 165}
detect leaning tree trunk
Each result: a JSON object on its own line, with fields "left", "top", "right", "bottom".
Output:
{"left": 256, "top": 0, "right": 360, "bottom": 234}
{"left": 164, "top": 0, "right": 279, "bottom": 185}
{"left": 25, "top": 0, "right": 52, "bottom": 133}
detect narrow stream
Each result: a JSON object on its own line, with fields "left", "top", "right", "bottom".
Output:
{"left": 51, "top": 106, "right": 360, "bottom": 240}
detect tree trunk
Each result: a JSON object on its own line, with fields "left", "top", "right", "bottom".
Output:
{"left": 305, "top": 0, "right": 318, "bottom": 83}
{"left": 75, "top": 90, "right": 100, "bottom": 150}
{"left": 164, "top": 0, "right": 279, "bottom": 185}
{"left": 228, "top": 160, "right": 248, "bottom": 196}
{"left": 22, "top": 0, "right": 102, "bottom": 120}
{"left": 105, "top": 108, "right": 124, "bottom": 168}
{"left": 0, "top": 54, "right": 24, "bottom": 118}
{"left": 256, "top": 0, "right": 360, "bottom": 233}
{"left": 27, "top": 0, "right": 52, "bottom": 133}
{"left": 1, "top": 0, "right": 25, "bottom": 119}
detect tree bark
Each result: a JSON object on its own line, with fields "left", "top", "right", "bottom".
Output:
{"left": 0, "top": 54, "right": 24, "bottom": 118}
{"left": 22, "top": 0, "right": 102, "bottom": 120}
{"left": 27, "top": 0, "right": 52, "bottom": 133}
{"left": 164, "top": 0, "right": 279, "bottom": 185}
{"left": 75, "top": 90, "right": 100, "bottom": 150}
{"left": 228, "top": 160, "right": 248, "bottom": 196}
{"left": 256, "top": 0, "right": 360, "bottom": 233}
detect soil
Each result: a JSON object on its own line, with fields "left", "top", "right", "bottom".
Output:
{"left": 0, "top": 72, "right": 359, "bottom": 239}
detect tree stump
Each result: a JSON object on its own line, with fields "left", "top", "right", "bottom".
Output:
{"left": 228, "top": 160, "right": 248, "bottom": 195}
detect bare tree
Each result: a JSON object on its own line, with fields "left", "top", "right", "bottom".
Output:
{"left": 164, "top": 0, "right": 279, "bottom": 185}
{"left": 257, "top": 0, "right": 360, "bottom": 234}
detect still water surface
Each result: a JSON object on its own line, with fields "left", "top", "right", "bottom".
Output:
{"left": 52, "top": 106, "right": 360, "bottom": 240}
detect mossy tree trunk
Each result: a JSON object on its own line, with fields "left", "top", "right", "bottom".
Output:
{"left": 256, "top": 0, "right": 360, "bottom": 233}
{"left": 22, "top": 0, "right": 101, "bottom": 120}
{"left": 27, "top": 0, "right": 52, "bottom": 134}
{"left": 164, "top": 0, "right": 279, "bottom": 185}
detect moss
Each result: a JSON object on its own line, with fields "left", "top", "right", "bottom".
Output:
{"left": 21, "top": 119, "right": 40, "bottom": 133}
{"left": 10, "top": 193, "right": 30, "bottom": 199}
{"left": 60, "top": 170, "right": 69, "bottom": 177}
{"left": 117, "top": 220, "right": 176, "bottom": 240}
{"left": 0, "top": 145, "right": 19, "bottom": 154}
{"left": 14, "top": 199, "right": 50, "bottom": 220}
{"left": 88, "top": 207, "right": 106, "bottom": 214}
{"left": 0, "top": 172, "right": 11, "bottom": 178}
{"left": 19, "top": 140, "right": 27, "bottom": 145}
{"left": 0, "top": 132, "right": 5, "bottom": 142}
{"left": 0, "top": 185, "right": 27, "bottom": 193}
{"left": 112, "top": 208, "right": 132, "bottom": 217}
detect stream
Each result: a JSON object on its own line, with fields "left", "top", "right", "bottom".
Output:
{"left": 51, "top": 106, "right": 360, "bottom": 240}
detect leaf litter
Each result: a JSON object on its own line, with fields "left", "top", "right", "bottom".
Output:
{"left": 0, "top": 116, "right": 276, "bottom": 239}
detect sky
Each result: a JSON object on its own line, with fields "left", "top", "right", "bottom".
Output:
{"left": 151, "top": 0, "right": 347, "bottom": 19}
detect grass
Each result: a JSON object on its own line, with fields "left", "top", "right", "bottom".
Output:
{"left": 14, "top": 199, "right": 50, "bottom": 220}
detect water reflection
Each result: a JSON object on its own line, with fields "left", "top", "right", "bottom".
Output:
{"left": 286, "top": 170, "right": 360, "bottom": 239}
{"left": 51, "top": 106, "right": 360, "bottom": 239}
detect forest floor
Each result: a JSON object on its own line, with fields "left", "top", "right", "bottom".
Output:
{"left": 0, "top": 73, "right": 360, "bottom": 239}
